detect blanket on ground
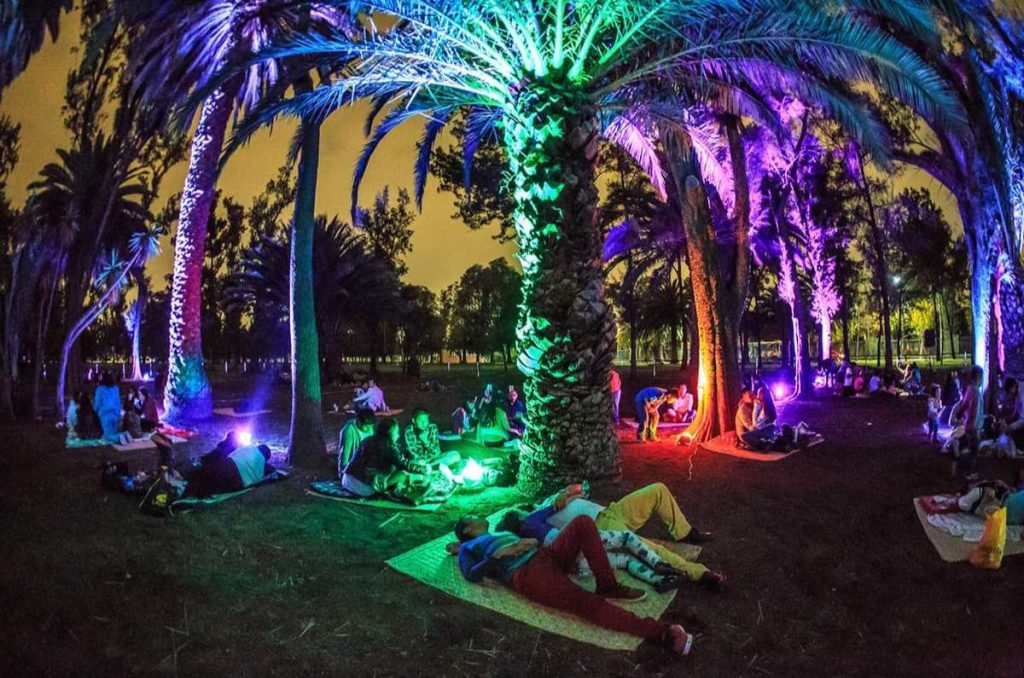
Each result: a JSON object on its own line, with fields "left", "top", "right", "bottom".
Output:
{"left": 212, "top": 407, "right": 272, "bottom": 418}
{"left": 913, "top": 497, "right": 1024, "bottom": 562}
{"left": 172, "top": 470, "right": 289, "bottom": 512}
{"left": 306, "top": 480, "right": 442, "bottom": 512}
{"left": 386, "top": 506, "right": 698, "bottom": 651}
{"left": 700, "top": 431, "right": 824, "bottom": 462}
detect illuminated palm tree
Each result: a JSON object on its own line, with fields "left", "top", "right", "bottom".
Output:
{"left": 122, "top": 0, "right": 347, "bottom": 423}
{"left": 237, "top": 0, "right": 959, "bottom": 487}
{"left": 0, "top": 0, "right": 72, "bottom": 93}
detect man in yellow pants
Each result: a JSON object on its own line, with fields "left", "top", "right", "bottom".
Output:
{"left": 545, "top": 483, "right": 725, "bottom": 590}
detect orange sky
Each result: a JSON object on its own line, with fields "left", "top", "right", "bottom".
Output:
{"left": 1, "top": 10, "right": 515, "bottom": 294}
{"left": 2, "top": 9, "right": 968, "bottom": 295}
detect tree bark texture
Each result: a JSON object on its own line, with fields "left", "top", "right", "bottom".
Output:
{"left": 503, "top": 79, "right": 618, "bottom": 493}
{"left": 287, "top": 116, "right": 326, "bottom": 464}
{"left": 164, "top": 86, "right": 237, "bottom": 423}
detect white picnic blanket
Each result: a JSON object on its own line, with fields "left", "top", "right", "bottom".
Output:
{"left": 926, "top": 512, "right": 1023, "bottom": 543}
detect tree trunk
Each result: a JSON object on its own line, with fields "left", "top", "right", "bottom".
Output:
{"left": 662, "top": 122, "right": 748, "bottom": 443}
{"left": 999, "top": 264, "right": 1024, "bottom": 378}
{"left": 856, "top": 153, "right": 894, "bottom": 371}
{"left": 931, "top": 290, "right": 942, "bottom": 362}
{"left": 287, "top": 114, "right": 326, "bottom": 464}
{"left": 164, "top": 85, "right": 238, "bottom": 423}
{"left": 30, "top": 267, "right": 60, "bottom": 418}
{"left": 772, "top": 189, "right": 813, "bottom": 399}
{"left": 130, "top": 272, "right": 147, "bottom": 382}
{"left": 942, "top": 292, "right": 957, "bottom": 361}
{"left": 503, "top": 82, "right": 618, "bottom": 493}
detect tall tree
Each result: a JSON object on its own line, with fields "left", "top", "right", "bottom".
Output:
{"left": 0, "top": 0, "right": 72, "bottom": 94}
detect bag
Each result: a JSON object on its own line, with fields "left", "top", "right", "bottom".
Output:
{"left": 101, "top": 461, "right": 131, "bottom": 492}
{"left": 969, "top": 507, "right": 1007, "bottom": 570}
{"left": 139, "top": 469, "right": 186, "bottom": 517}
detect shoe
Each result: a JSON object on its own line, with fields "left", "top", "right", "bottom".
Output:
{"left": 680, "top": 528, "right": 713, "bottom": 544}
{"left": 598, "top": 584, "right": 647, "bottom": 602}
{"left": 662, "top": 625, "right": 695, "bottom": 656}
{"left": 650, "top": 436, "right": 662, "bottom": 442}
{"left": 653, "top": 575, "right": 684, "bottom": 593}
{"left": 698, "top": 570, "right": 726, "bottom": 592}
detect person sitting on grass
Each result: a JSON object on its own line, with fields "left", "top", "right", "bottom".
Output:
{"left": 138, "top": 387, "right": 160, "bottom": 432}
{"left": 506, "top": 385, "right": 526, "bottom": 434}
{"left": 120, "top": 391, "right": 143, "bottom": 441}
{"left": 342, "top": 419, "right": 450, "bottom": 503}
{"left": 451, "top": 514, "right": 695, "bottom": 656}
{"left": 67, "top": 391, "right": 103, "bottom": 440}
{"left": 497, "top": 505, "right": 687, "bottom": 593}
{"left": 541, "top": 482, "right": 724, "bottom": 591}
{"left": 468, "top": 400, "right": 516, "bottom": 445}
{"left": 351, "top": 378, "right": 388, "bottom": 412}
{"left": 663, "top": 384, "right": 694, "bottom": 424}
{"left": 337, "top": 408, "right": 376, "bottom": 479}
{"left": 403, "top": 407, "right": 462, "bottom": 471}
{"left": 93, "top": 372, "right": 123, "bottom": 443}
{"left": 753, "top": 386, "right": 777, "bottom": 429}
{"left": 634, "top": 387, "right": 676, "bottom": 442}
{"left": 735, "top": 388, "right": 775, "bottom": 450}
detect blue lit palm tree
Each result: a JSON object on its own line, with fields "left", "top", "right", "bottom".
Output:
{"left": 121, "top": 0, "right": 349, "bottom": 423}
{"left": 231, "top": 0, "right": 959, "bottom": 488}
{"left": 0, "top": 0, "right": 72, "bottom": 93}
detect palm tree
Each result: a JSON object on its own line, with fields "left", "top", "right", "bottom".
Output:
{"left": 235, "top": 0, "right": 962, "bottom": 486}
{"left": 0, "top": 0, "right": 72, "bottom": 93}
{"left": 122, "top": 0, "right": 346, "bottom": 423}
{"left": 57, "top": 225, "right": 163, "bottom": 412}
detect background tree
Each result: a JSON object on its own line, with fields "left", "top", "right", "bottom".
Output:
{"left": 0, "top": 0, "right": 72, "bottom": 94}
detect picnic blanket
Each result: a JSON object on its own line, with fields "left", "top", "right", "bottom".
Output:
{"left": 913, "top": 497, "right": 1024, "bottom": 562}
{"left": 622, "top": 419, "right": 691, "bottom": 431}
{"left": 65, "top": 436, "right": 107, "bottom": 449}
{"left": 386, "top": 507, "right": 699, "bottom": 651}
{"left": 113, "top": 434, "right": 188, "bottom": 452}
{"left": 172, "top": 470, "right": 289, "bottom": 512}
{"left": 306, "top": 480, "right": 442, "bottom": 512}
{"left": 700, "top": 431, "right": 824, "bottom": 462}
{"left": 213, "top": 407, "right": 272, "bottom": 418}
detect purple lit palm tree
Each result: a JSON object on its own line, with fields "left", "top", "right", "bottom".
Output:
{"left": 123, "top": 0, "right": 345, "bottom": 423}
{"left": 0, "top": 0, "right": 72, "bottom": 94}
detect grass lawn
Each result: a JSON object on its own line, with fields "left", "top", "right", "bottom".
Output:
{"left": 1, "top": 366, "right": 1021, "bottom": 676}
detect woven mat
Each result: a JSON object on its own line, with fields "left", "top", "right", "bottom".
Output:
{"left": 386, "top": 507, "right": 696, "bottom": 651}
{"left": 700, "top": 431, "right": 823, "bottom": 462}
{"left": 306, "top": 480, "right": 441, "bottom": 512}
{"left": 913, "top": 498, "right": 1024, "bottom": 563}
{"left": 173, "top": 470, "right": 289, "bottom": 512}
{"left": 112, "top": 435, "right": 187, "bottom": 452}
{"left": 212, "top": 408, "right": 272, "bottom": 418}
{"left": 65, "top": 437, "right": 107, "bottom": 449}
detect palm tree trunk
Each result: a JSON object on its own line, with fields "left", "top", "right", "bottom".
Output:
{"left": 503, "top": 83, "right": 617, "bottom": 492}
{"left": 163, "top": 85, "right": 238, "bottom": 422}
{"left": 998, "top": 265, "right": 1024, "bottom": 378}
{"left": 287, "top": 114, "right": 326, "bottom": 464}
{"left": 663, "top": 127, "right": 747, "bottom": 442}
{"left": 130, "top": 271, "right": 147, "bottom": 381}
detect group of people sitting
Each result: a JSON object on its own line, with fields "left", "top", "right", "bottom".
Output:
{"left": 66, "top": 371, "right": 160, "bottom": 444}
{"left": 344, "top": 377, "right": 389, "bottom": 413}
{"left": 733, "top": 377, "right": 811, "bottom": 452}
{"left": 835, "top": 361, "right": 921, "bottom": 398}
{"left": 448, "top": 482, "right": 725, "bottom": 656}
{"left": 632, "top": 384, "right": 695, "bottom": 441}
{"left": 450, "top": 383, "right": 525, "bottom": 443}
{"left": 929, "top": 367, "right": 1024, "bottom": 473}
{"left": 337, "top": 407, "right": 491, "bottom": 504}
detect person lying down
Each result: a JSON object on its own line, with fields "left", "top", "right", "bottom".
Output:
{"left": 448, "top": 513, "right": 696, "bottom": 656}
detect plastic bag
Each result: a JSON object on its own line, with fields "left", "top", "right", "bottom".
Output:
{"left": 969, "top": 507, "right": 1007, "bottom": 570}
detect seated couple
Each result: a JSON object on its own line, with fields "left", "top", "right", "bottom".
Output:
{"left": 734, "top": 388, "right": 812, "bottom": 452}
{"left": 186, "top": 431, "right": 277, "bottom": 498}
{"left": 450, "top": 483, "right": 725, "bottom": 656}
{"left": 340, "top": 409, "right": 462, "bottom": 504}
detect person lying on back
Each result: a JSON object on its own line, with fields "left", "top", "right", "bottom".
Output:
{"left": 452, "top": 514, "right": 695, "bottom": 656}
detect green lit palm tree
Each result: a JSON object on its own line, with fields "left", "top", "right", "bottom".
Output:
{"left": 0, "top": 0, "right": 72, "bottom": 93}
{"left": 234, "top": 0, "right": 960, "bottom": 489}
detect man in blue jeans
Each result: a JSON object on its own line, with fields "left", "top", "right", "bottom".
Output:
{"left": 634, "top": 387, "right": 675, "bottom": 441}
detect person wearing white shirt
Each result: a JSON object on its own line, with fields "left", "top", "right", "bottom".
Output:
{"left": 351, "top": 379, "right": 388, "bottom": 412}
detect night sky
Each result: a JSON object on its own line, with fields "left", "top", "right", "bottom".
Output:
{"left": 3, "top": 9, "right": 967, "bottom": 295}
{"left": 2, "top": 9, "right": 515, "bottom": 294}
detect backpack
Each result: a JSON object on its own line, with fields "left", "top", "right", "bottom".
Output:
{"left": 101, "top": 461, "right": 131, "bottom": 492}
{"left": 138, "top": 469, "right": 187, "bottom": 517}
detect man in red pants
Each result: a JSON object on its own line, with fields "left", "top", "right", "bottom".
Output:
{"left": 454, "top": 513, "right": 695, "bottom": 655}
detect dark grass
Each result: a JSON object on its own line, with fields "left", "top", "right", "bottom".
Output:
{"left": 1, "top": 366, "right": 1022, "bottom": 677}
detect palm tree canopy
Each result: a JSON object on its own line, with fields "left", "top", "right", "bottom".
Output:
{"left": 0, "top": 0, "right": 72, "bottom": 92}
{"left": 224, "top": 0, "right": 964, "bottom": 216}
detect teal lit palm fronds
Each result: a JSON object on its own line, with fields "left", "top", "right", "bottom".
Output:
{"left": 221, "top": 0, "right": 963, "bottom": 211}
